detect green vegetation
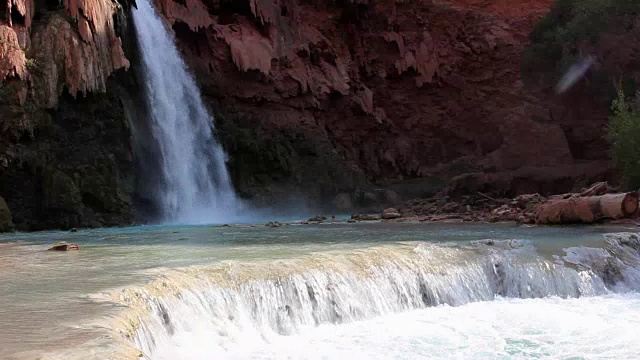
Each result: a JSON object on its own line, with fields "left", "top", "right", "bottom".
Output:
{"left": 524, "top": 0, "right": 640, "bottom": 73}
{"left": 522, "top": 0, "right": 640, "bottom": 100}
{"left": 25, "top": 58, "right": 39, "bottom": 72}
{"left": 608, "top": 90, "right": 640, "bottom": 190}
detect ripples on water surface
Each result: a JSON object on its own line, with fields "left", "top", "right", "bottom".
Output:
{"left": 1, "top": 222, "right": 639, "bottom": 359}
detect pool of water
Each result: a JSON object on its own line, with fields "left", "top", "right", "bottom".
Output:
{"left": 0, "top": 221, "right": 637, "bottom": 359}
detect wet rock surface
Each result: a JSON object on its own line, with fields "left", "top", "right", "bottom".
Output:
{"left": 47, "top": 241, "right": 80, "bottom": 251}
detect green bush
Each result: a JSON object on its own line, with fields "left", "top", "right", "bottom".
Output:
{"left": 608, "top": 90, "right": 640, "bottom": 190}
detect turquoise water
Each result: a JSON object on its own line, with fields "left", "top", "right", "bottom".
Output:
{"left": 0, "top": 222, "right": 638, "bottom": 359}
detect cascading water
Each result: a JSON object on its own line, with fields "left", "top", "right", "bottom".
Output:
{"left": 131, "top": 0, "right": 238, "bottom": 224}
{"left": 108, "top": 233, "right": 640, "bottom": 359}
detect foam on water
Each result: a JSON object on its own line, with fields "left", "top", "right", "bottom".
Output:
{"left": 104, "top": 233, "right": 640, "bottom": 359}
{"left": 145, "top": 294, "right": 640, "bottom": 360}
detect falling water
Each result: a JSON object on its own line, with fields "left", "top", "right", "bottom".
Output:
{"left": 131, "top": 0, "right": 238, "bottom": 224}
{"left": 107, "top": 233, "right": 640, "bottom": 359}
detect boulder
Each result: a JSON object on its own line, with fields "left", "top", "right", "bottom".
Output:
{"left": 0, "top": 196, "right": 13, "bottom": 232}
{"left": 308, "top": 215, "right": 327, "bottom": 222}
{"left": 265, "top": 221, "right": 283, "bottom": 228}
{"left": 48, "top": 242, "right": 80, "bottom": 251}
{"left": 382, "top": 208, "right": 402, "bottom": 219}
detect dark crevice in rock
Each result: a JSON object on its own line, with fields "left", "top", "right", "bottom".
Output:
{"left": 0, "top": 2, "right": 7, "bottom": 22}
{"left": 10, "top": 7, "right": 26, "bottom": 25}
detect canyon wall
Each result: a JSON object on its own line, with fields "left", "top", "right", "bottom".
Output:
{"left": 154, "top": 0, "right": 619, "bottom": 208}
{"left": 1, "top": 0, "right": 635, "bottom": 229}
{"left": 0, "top": 0, "right": 137, "bottom": 230}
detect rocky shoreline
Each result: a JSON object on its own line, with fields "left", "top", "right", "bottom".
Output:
{"left": 307, "top": 182, "right": 640, "bottom": 227}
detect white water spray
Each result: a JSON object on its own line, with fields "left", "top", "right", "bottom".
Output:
{"left": 109, "top": 234, "right": 640, "bottom": 358}
{"left": 132, "top": 0, "right": 239, "bottom": 224}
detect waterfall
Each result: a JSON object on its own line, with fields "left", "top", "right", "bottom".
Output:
{"left": 131, "top": 0, "right": 239, "bottom": 224}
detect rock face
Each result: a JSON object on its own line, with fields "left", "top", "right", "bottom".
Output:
{"left": 143, "top": 0, "right": 628, "bottom": 206}
{"left": 1, "top": 0, "right": 635, "bottom": 229}
{"left": 0, "top": 196, "right": 13, "bottom": 232}
{"left": 0, "top": 0, "right": 138, "bottom": 230}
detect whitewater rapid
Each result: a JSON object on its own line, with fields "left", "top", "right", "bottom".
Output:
{"left": 147, "top": 295, "right": 640, "bottom": 360}
{"left": 104, "top": 232, "right": 640, "bottom": 359}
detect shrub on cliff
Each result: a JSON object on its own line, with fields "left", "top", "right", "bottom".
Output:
{"left": 608, "top": 90, "right": 640, "bottom": 190}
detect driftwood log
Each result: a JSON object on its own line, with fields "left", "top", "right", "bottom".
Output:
{"left": 536, "top": 192, "right": 639, "bottom": 224}
{"left": 579, "top": 181, "right": 617, "bottom": 197}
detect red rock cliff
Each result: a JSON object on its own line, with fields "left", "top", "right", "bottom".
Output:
{"left": 1, "top": 0, "right": 130, "bottom": 107}
{"left": 152, "top": 0, "right": 614, "bottom": 199}
{"left": 0, "top": 0, "right": 136, "bottom": 230}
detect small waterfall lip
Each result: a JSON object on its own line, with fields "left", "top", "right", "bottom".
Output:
{"left": 89, "top": 233, "right": 640, "bottom": 358}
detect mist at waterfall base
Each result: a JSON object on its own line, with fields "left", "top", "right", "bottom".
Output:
{"left": 131, "top": 0, "right": 275, "bottom": 225}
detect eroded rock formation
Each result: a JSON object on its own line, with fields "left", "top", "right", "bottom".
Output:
{"left": 0, "top": 0, "right": 136, "bottom": 230}
{"left": 152, "top": 0, "right": 618, "bottom": 207}
{"left": 1, "top": 0, "right": 636, "bottom": 229}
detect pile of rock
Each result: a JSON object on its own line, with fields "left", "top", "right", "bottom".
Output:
{"left": 341, "top": 182, "right": 637, "bottom": 226}
{"left": 350, "top": 214, "right": 381, "bottom": 221}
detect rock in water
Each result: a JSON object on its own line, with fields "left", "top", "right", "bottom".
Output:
{"left": 382, "top": 208, "right": 402, "bottom": 219}
{"left": 265, "top": 221, "right": 283, "bottom": 228}
{"left": 0, "top": 196, "right": 14, "bottom": 232}
{"left": 48, "top": 242, "right": 80, "bottom": 251}
{"left": 351, "top": 214, "right": 382, "bottom": 221}
{"left": 308, "top": 215, "right": 327, "bottom": 222}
